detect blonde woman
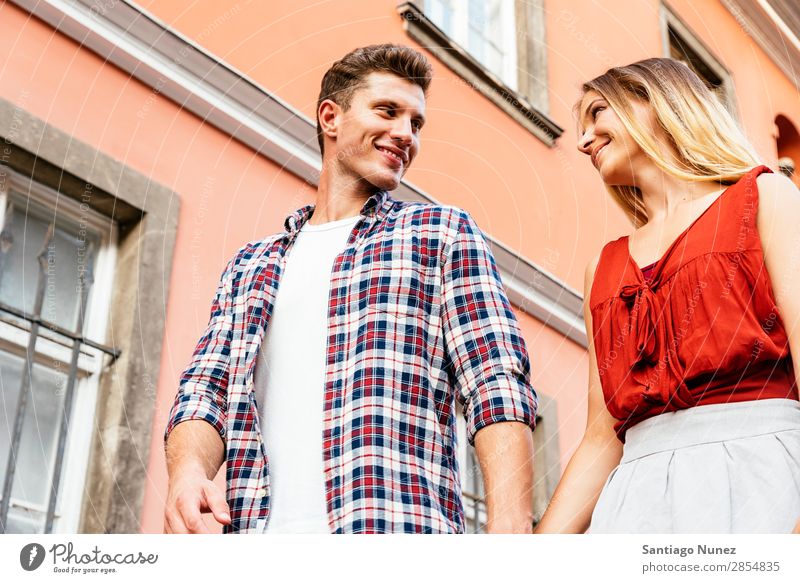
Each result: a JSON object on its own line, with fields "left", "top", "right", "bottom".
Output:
{"left": 537, "top": 58, "right": 800, "bottom": 533}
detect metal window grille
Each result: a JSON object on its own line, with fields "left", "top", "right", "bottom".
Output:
{"left": 0, "top": 175, "right": 118, "bottom": 534}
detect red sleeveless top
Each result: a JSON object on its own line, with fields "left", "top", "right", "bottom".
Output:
{"left": 590, "top": 165, "right": 798, "bottom": 441}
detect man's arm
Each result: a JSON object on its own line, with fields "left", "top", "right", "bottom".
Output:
{"left": 474, "top": 421, "right": 534, "bottom": 533}
{"left": 440, "top": 210, "right": 538, "bottom": 533}
{"left": 163, "top": 255, "right": 237, "bottom": 533}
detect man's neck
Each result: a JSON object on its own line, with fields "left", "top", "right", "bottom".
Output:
{"left": 309, "top": 168, "right": 377, "bottom": 225}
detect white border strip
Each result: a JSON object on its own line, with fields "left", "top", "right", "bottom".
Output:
{"left": 755, "top": 0, "right": 800, "bottom": 54}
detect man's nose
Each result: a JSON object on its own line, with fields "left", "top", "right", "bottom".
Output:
{"left": 390, "top": 117, "right": 413, "bottom": 145}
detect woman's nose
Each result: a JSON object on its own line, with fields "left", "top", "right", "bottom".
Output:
{"left": 577, "top": 130, "right": 594, "bottom": 155}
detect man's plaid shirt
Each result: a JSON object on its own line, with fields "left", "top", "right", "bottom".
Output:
{"left": 165, "top": 190, "right": 538, "bottom": 533}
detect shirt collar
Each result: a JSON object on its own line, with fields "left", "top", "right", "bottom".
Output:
{"left": 283, "top": 190, "right": 394, "bottom": 235}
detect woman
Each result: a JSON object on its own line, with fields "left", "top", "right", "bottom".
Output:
{"left": 536, "top": 58, "right": 800, "bottom": 533}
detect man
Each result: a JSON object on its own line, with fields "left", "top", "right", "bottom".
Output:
{"left": 164, "top": 44, "right": 537, "bottom": 534}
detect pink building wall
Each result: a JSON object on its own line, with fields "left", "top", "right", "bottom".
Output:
{"left": 1, "top": 0, "right": 797, "bottom": 532}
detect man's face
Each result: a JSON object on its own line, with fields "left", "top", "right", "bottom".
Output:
{"left": 325, "top": 72, "right": 426, "bottom": 193}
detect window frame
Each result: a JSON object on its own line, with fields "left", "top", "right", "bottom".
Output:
{"left": 661, "top": 4, "right": 738, "bottom": 116}
{"left": 455, "top": 407, "right": 488, "bottom": 533}
{"left": 456, "top": 393, "right": 560, "bottom": 533}
{"left": 398, "top": 1, "right": 562, "bottom": 146}
{"left": 0, "top": 165, "right": 118, "bottom": 533}
{"left": 425, "top": 0, "right": 519, "bottom": 91}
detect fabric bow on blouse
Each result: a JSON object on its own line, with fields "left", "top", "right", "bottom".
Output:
{"left": 619, "top": 270, "right": 663, "bottom": 366}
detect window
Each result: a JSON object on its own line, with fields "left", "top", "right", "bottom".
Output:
{"left": 0, "top": 97, "right": 177, "bottom": 534}
{"left": 0, "top": 166, "right": 117, "bottom": 534}
{"left": 425, "top": 0, "right": 518, "bottom": 90}
{"left": 457, "top": 397, "right": 559, "bottom": 532}
{"left": 662, "top": 6, "right": 736, "bottom": 111}
{"left": 456, "top": 408, "right": 487, "bottom": 533}
{"left": 530, "top": 396, "right": 559, "bottom": 527}
{"left": 398, "top": 1, "right": 562, "bottom": 145}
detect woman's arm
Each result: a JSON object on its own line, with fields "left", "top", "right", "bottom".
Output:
{"left": 756, "top": 172, "right": 800, "bottom": 534}
{"left": 535, "top": 254, "right": 623, "bottom": 533}
{"left": 757, "top": 172, "right": 800, "bottom": 389}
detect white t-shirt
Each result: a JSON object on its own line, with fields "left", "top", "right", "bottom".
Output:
{"left": 254, "top": 214, "right": 360, "bottom": 533}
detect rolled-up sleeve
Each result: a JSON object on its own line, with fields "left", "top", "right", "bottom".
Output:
{"left": 164, "top": 257, "right": 235, "bottom": 444}
{"left": 441, "top": 211, "right": 538, "bottom": 445}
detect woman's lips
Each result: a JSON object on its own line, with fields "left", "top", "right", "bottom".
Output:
{"left": 593, "top": 142, "right": 609, "bottom": 167}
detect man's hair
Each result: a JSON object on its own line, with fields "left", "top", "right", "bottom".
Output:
{"left": 316, "top": 44, "right": 433, "bottom": 155}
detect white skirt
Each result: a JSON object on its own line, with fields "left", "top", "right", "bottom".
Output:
{"left": 590, "top": 398, "right": 800, "bottom": 533}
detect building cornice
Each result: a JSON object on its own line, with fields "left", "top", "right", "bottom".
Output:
{"left": 720, "top": 0, "right": 800, "bottom": 90}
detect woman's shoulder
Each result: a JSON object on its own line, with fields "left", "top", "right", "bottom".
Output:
{"left": 756, "top": 171, "right": 798, "bottom": 229}
{"left": 756, "top": 170, "right": 796, "bottom": 205}
{"left": 755, "top": 171, "right": 800, "bottom": 252}
{"left": 586, "top": 235, "right": 631, "bottom": 307}
{"left": 595, "top": 235, "right": 630, "bottom": 270}
{"left": 586, "top": 235, "right": 629, "bottom": 282}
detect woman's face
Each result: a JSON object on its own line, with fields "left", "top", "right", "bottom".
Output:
{"left": 577, "top": 89, "right": 659, "bottom": 186}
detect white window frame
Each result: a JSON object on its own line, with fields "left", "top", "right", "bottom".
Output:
{"left": 424, "top": 0, "right": 519, "bottom": 90}
{"left": 0, "top": 165, "right": 117, "bottom": 534}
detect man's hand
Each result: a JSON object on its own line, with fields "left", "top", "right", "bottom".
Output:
{"left": 474, "top": 420, "right": 535, "bottom": 534}
{"left": 164, "top": 420, "right": 229, "bottom": 533}
{"left": 163, "top": 468, "right": 231, "bottom": 534}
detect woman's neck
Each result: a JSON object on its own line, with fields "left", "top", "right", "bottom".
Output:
{"left": 634, "top": 164, "right": 724, "bottom": 224}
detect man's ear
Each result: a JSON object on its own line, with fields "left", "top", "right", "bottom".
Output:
{"left": 318, "top": 99, "right": 340, "bottom": 143}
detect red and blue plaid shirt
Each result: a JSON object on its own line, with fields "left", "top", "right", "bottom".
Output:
{"left": 165, "top": 190, "right": 537, "bottom": 533}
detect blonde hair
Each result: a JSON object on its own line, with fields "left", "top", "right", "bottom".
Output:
{"left": 580, "top": 58, "right": 761, "bottom": 226}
